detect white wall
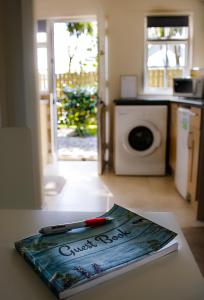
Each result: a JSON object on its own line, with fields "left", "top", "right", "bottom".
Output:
{"left": 0, "top": 1, "right": 6, "bottom": 127}
{"left": 35, "top": 0, "right": 204, "bottom": 96}
{"left": 0, "top": 128, "right": 36, "bottom": 208}
{"left": 21, "top": 0, "right": 43, "bottom": 207}
{"left": 35, "top": 0, "right": 204, "bottom": 159}
{"left": 0, "top": 0, "right": 42, "bottom": 208}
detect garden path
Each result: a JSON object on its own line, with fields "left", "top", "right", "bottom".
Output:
{"left": 57, "top": 128, "right": 97, "bottom": 161}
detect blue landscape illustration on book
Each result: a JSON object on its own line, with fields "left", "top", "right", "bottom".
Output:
{"left": 15, "top": 204, "right": 177, "bottom": 298}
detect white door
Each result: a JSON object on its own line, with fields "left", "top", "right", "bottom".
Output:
{"left": 47, "top": 20, "right": 58, "bottom": 161}
{"left": 175, "top": 107, "right": 191, "bottom": 199}
{"left": 41, "top": 17, "right": 108, "bottom": 171}
{"left": 97, "top": 14, "right": 109, "bottom": 174}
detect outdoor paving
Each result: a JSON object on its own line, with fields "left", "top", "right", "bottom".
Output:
{"left": 57, "top": 128, "right": 97, "bottom": 161}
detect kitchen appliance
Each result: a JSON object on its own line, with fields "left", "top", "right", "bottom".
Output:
{"left": 114, "top": 104, "right": 167, "bottom": 175}
{"left": 175, "top": 107, "right": 195, "bottom": 200}
{"left": 173, "top": 77, "right": 204, "bottom": 98}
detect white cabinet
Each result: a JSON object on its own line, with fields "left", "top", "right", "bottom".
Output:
{"left": 175, "top": 107, "right": 192, "bottom": 200}
{"left": 170, "top": 104, "right": 201, "bottom": 203}
{"left": 169, "top": 104, "right": 178, "bottom": 174}
{"left": 187, "top": 107, "right": 201, "bottom": 202}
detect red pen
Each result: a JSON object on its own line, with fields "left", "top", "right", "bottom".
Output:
{"left": 39, "top": 217, "right": 114, "bottom": 235}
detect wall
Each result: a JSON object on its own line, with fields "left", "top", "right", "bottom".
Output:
{"left": 0, "top": 1, "right": 25, "bottom": 126}
{"left": 0, "top": 1, "right": 6, "bottom": 127}
{"left": 40, "top": 100, "right": 49, "bottom": 167}
{"left": 35, "top": 0, "right": 204, "bottom": 160}
{"left": 0, "top": 0, "right": 42, "bottom": 208}
{"left": 0, "top": 128, "right": 36, "bottom": 208}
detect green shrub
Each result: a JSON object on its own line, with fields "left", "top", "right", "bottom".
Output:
{"left": 58, "top": 86, "right": 97, "bottom": 136}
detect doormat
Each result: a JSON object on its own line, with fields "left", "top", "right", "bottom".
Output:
{"left": 44, "top": 175, "right": 66, "bottom": 196}
{"left": 182, "top": 227, "right": 204, "bottom": 277}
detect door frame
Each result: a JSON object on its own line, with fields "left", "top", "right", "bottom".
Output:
{"left": 46, "top": 15, "right": 109, "bottom": 172}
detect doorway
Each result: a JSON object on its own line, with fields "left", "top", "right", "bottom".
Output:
{"left": 52, "top": 19, "right": 98, "bottom": 161}
{"left": 37, "top": 16, "right": 108, "bottom": 201}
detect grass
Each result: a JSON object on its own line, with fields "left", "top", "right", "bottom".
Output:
{"left": 84, "top": 125, "right": 97, "bottom": 136}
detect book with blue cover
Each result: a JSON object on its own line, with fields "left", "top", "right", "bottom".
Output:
{"left": 15, "top": 204, "right": 178, "bottom": 299}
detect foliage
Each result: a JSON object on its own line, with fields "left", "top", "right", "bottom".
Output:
{"left": 66, "top": 22, "right": 96, "bottom": 73}
{"left": 67, "top": 22, "right": 94, "bottom": 37}
{"left": 56, "top": 22, "right": 98, "bottom": 134}
{"left": 58, "top": 86, "right": 97, "bottom": 136}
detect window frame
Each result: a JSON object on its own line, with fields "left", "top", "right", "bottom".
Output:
{"left": 37, "top": 21, "right": 50, "bottom": 95}
{"left": 143, "top": 14, "right": 192, "bottom": 95}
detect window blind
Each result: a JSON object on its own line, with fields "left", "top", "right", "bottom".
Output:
{"left": 147, "top": 16, "right": 189, "bottom": 27}
{"left": 37, "top": 20, "right": 47, "bottom": 32}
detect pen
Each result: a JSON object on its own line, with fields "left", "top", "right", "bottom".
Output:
{"left": 39, "top": 217, "right": 114, "bottom": 235}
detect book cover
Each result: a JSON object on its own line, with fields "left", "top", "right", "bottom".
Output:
{"left": 15, "top": 204, "right": 178, "bottom": 299}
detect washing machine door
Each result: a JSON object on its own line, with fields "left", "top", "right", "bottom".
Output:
{"left": 124, "top": 121, "right": 161, "bottom": 156}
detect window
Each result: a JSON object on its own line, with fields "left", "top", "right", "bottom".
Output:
{"left": 144, "top": 15, "right": 190, "bottom": 94}
{"left": 37, "top": 20, "right": 49, "bottom": 93}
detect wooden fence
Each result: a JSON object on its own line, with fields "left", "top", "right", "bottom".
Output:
{"left": 56, "top": 72, "right": 98, "bottom": 98}
{"left": 39, "top": 69, "right": 183, "bottom": 97}
{"left": 148, "top": 68, "right": 183, "bottom": 88}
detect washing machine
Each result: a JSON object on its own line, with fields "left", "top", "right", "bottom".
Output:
{"left": 114, "top": 101, "right": 167, "bottom": 175}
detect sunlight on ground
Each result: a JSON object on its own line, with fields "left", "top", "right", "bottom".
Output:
{"left": 43, "top": 161, "right": 113, "bottom": 212}
{"left": 57, "top": 128, "right": 97, "bottom": 161}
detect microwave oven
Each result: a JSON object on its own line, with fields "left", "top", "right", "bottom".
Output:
{"left": 173, "top": 77, "right": 204, "bottom": 98}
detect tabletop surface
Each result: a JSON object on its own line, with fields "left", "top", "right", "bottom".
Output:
{"left": 0, "top": 209, "right": 204, "bottom": 300}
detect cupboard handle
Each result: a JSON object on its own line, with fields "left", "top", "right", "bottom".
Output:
{"left": 188, "top": 131, "right": 194, "bottom": 149}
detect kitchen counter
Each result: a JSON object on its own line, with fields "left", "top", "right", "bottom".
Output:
{"left": 114, "top": 96, "right": 204, "bottom": 108}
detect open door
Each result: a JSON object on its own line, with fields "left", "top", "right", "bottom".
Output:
{"left": 97, "top": 100, "right": 106, "bottom": 174}
{"left": 37, "top": 20, "right": 57, "bottom": 165}
{"left": 47, "top": 20, "right": 58, "bottom": 162}
{"left": 49, "top": 18, "right": 100, "bottom": 163}
{"left": 38, "top": 17, "right": 108, "bottom": 171}
{"left": 97, "top": 15, "right": 109, "bottom": 175}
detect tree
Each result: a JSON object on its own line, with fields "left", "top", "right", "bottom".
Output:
{"left": 154, "top": 27, "right": 184, "bottom": 67}
{"left": 67, "top": 22, "right": 93, "bottom": 37}
{"left": 66, "top": 22, "right": 94, "bottom": 73}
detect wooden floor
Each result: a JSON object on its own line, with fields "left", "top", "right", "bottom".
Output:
{"left": 43, "top": 161, "right": 204, "bottom": 276}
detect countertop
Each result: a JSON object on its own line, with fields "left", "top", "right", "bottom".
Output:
{"left": 114, "top": 96, "right": 204, "bottom": 108}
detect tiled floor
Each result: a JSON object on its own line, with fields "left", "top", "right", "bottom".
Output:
{"left": 43, "top": 160, "right": 204, "bottom": 276}
{"left": 43, "top": 161, "right": 204, "bottom": 228}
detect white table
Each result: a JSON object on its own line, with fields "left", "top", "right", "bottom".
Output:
{"left": 0, "top": 209, "right": 204, "bottom": 300}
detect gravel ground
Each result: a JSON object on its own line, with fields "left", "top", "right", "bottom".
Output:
{"left": 57, "top": 128, "right": 97, "bottom": 160}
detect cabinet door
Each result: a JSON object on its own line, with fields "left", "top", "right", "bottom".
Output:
{"left": 187, "top": 108, "right": 201, "bottom": 203}
{"left": 169, "top": 104, "right": 178, "bottom": 174}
